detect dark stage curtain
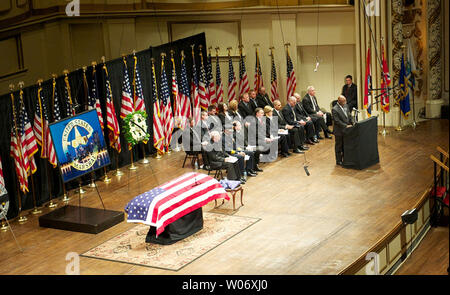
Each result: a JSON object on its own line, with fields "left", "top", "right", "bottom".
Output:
{"left": 0, "top": 33, "right": 206, "bottom": 220}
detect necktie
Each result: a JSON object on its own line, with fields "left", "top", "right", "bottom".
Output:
{"left": 312, "top": 96, "right": 319, "bottom": 112}
{"left": 340, "top": 105, "right": 348, "bottom": 119}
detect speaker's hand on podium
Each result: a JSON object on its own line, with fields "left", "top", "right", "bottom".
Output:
{"left": 346, "top": 125, "right": 352, "bottom": 128}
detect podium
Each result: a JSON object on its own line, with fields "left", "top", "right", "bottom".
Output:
{"left": 343, "top": 116, "right": 380, "bottom": 170}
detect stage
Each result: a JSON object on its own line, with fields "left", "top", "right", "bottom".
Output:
{"left": 0, "top": 119, "right": 448, "bottom": 275}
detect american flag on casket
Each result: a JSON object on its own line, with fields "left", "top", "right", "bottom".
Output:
{"left": 124, "top": 172, "right": 230, "bottom": 236}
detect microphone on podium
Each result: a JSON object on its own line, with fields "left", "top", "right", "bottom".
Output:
{"left": 352, "top": 107, "right": 360, "bottom": 113}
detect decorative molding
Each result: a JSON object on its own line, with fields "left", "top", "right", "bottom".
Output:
{"left": 427, "top": 0, "right": 442, "bottom": 100}
{"left": 391, "top": 0, "right": 403, "bottom": 103}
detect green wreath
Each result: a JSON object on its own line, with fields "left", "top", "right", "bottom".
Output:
{"left": 123, "top": 111, "right": 150, "bottom": 147}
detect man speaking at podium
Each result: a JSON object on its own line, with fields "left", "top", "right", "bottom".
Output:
{"left": 332, "top": 95, "right": 354, "bottom": 166}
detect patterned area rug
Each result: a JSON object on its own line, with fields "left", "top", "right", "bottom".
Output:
{"left": 81, "top": 212, "right": 260, "bottom": 271}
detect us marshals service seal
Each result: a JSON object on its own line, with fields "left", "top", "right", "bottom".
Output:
{"left": 62, "top": 119, "right": 96, "bottom": 171}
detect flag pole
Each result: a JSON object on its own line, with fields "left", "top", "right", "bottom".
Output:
{"left": 113, "top": 149, "right": 124, "bottom": 176}
{"left": 102, "top": 166, "right": 111, "bottom": 183}
{"left": 62, "top": 183, "right": 70, "bottom": 203}
{"left": 395, "top": 45, "right": 406, "bottom": 132}
{"left": 19, "top": 81, "right": 42, "bottom": 216}
{"left": 132, "top": 51, "right": 151, "bottom": 164}
{"left": 10, "top": 84, "right": 28, "bottom": 223}
{"left": 151, "top": 57, "right": 163, "bottom": 160}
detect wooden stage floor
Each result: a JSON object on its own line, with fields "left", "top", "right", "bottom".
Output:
{"left": 0, "top": 119, "right": 448, "bottom": 275}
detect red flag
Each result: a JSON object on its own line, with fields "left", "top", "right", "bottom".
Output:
{"left": 104, "top": 64, "right": 121, "bottom": 153}
{"left": 380, "top": 44, "right": 391, "bottom": 113}
{"left": 364, "top": 48, "right": 373, "bottom": 116}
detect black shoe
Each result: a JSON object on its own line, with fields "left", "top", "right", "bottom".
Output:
{"left": 299, "top": 145, "right": 309, "bottom": 151}
{"left": 240, "top": 179, "right": 246, "bottom": 184}
{"left": 255, "top": 166, "right": 263, "bottom": 172}
{"left": 336, "top": 161, "right": 343, "bottom": 166}
{"left": 249, "top": 169, "right": 258, "bottom": 175}
{"left": 313, "top": 138, "right": 320, "bottom": 143}
{"left": 318, "top": 135, "right": 324, "bottom": 140}
{"left": 325, "top": 134, "right": 332, "bottom": 139}
{"left": 281, "top": 153, "right": 289, "bottom": 157}
{"left": 293, "top": 148, "right": 304, "bottom": 154}
{"left": 327, "top": 129, "right": 334, "bottom": 134}
{"left": 305, "top": 139, "right": 315, "bottom": 145}
{"left": 247, "top": 171, "right": 257, "bottom": 177}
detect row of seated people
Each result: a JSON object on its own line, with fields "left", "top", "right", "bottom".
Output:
{"left": 182, "top": 87, "right": 334, "bottom": 185}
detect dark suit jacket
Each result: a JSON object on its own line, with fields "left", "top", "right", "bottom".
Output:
{"left": 238, "top": 101, "right": 254, "bottom": 119}
{"left": 341, "top": 83, "right": 358, "bottom": 111}
{"left": 294, "top": 102, "right": 309, "bottom": 121}
{"left": 281, "top": 104, "right": 298, "bottom": 126}
{"left": 182, "top": 127, "right": 202, "bottom": 154}
{"left": 273, "top": 109, "right": 288, "bottom": 128}
{"left": 256, "top": 94, "right": 274, "bottom": 108}
{"left": 331, "top": 103, "right": 353, "bottom": 136}
{"left": 302, "top": 94, "right": 321, "bottom": 115}
{"left": 249, "top": 98, "right": 259, "bottom": 112}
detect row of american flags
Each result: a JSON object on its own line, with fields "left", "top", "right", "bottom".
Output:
{"left": 6, "top": 43, "right": 298, "bottom": 195}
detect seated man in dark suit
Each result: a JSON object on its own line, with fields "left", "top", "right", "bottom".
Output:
{"left": 223, "top": 121, "right": 258, "bottom": 176}
{"left": 292, "top": 93, "right": 320, "bottom": 144}
{"left": 256, "top": 87, "right": 274, "bottom": 108}
{"left": 273, "top": 100, "right": 309, "bottom": 152}
{"left": 332, "top": 95, "right": 354, "bottom": 166}
{"left": 238, "top": 92, "right": 255, "bottom": 120}
{"left": 205, "top": 131, "right": 246, "bottom": 184}
{"left": 302, "top": 86, "right": 333, "bottom": 139}
{"left": 264, "top": 106, "right": 295, "bottom": 157}
{"left": 248, "top": 90, "right": 260, "bottom": 112}
{"left": 199, "top": 111, "right": 211, "bottom": 141}
{"left": 282, "top": 96, "right": 318, "bottom": 145}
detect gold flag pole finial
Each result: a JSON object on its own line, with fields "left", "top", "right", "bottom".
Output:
{"left": 215, "top": 47, "right": 220, "bottom": 56}
{"left": 9, "top": 84, "right": 15, "bottom": 92}
{"left": 18, "top": 81, "right": 24, "bottom": 90}
{"left": 208, "top": 46, "right": 212, "bottom": 55}
{"left": 227, "top": 47, "right": 232, "bottom": 56}
{"left": 101, "top": 56, "right": 106, "bottom": 64}
{"left": 91, "top": 61, "right": 97, "bottom": 67}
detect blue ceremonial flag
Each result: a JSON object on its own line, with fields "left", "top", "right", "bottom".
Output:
{"left": 398, "top": 54, "right": 411, "bottom": 119}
